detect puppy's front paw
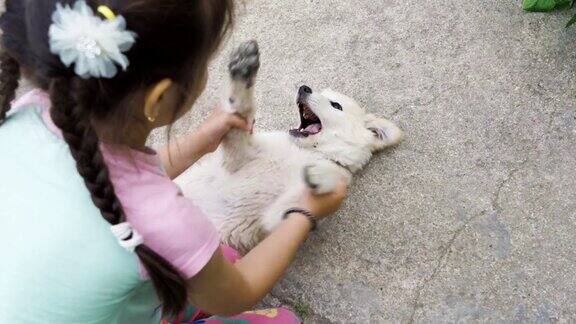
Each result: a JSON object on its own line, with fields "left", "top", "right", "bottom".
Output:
{"left": 304, "top": 162, "right": 345, "bottom": 195}
{"left": 229, "top": 40, "right": 260, "bottom": 86}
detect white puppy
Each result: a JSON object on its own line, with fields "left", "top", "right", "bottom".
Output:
{"left": 177, "top": 41, "right": 404, "bottom": 254}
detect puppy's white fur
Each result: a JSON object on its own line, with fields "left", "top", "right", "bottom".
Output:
{"left": 176, "top": 41, "right": 403, "bottom": 254}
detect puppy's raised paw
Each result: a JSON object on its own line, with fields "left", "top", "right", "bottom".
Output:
{"left": 304, "top": 162, "right": 347, "bottom": 195}
{"left": 229, "top": 40, "right": 260, "bottom": 86}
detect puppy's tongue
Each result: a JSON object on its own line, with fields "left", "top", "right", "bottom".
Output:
{"left": 304, "top": 123, "right": 322, "bottom": 134}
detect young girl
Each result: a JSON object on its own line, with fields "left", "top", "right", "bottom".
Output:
{"left": 0, "top": 0, "right": 347, "bottom": 323}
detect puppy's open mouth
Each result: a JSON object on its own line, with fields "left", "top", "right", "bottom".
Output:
{"left": 289, "top": 100, "right": 322, "bottom": 138}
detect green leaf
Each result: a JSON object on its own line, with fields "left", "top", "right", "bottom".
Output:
{"left": 556, "top": 0, "right": 573, "bottom": 9}
{"left": 566, "top": 13, "right": 576, "bottom": 27}
{"left": 523, "top": 0, "right": 539, "bottom": 10}
{"left": 523, "top": 0, "right": 563, "bottom": 11}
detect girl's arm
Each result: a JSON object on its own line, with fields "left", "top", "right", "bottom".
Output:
{"left": 187, "top": 186, "right": 347, "bottom": 316}
{"left": 159, "top": 109, "right": 250, "bottom": 179}
{"left": 189, "top": 215, "right": 311, "bottom": 315}
{"left": 158, "top": 131, "right": 212, "bottom": 179}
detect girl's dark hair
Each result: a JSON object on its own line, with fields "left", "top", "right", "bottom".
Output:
{"left": 0, "top": 0, "right": 234, "bottom": 316}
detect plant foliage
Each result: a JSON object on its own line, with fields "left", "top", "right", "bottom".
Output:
{"left": 523, "top": 0, "right": 576, "bottom": 28}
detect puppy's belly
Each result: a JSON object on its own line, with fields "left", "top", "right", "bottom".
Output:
{"left": 179, "top": 152, "right": 305, "bottom": 252}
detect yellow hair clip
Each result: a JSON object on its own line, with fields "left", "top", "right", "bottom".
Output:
{"left": 97, "top": 5, "right": 116, "bottom": 20}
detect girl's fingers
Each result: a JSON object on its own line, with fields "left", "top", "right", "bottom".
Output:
{"left": 227, "top": 114, "right": 251, "bottom": 132}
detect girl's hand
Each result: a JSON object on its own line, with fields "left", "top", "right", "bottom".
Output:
{"left": 159, "top": 108, "right": 251, "bottom": 179}
{"left": 197, "top": 108, "right": 252, "bottom": 154}
{"left": 301, "top": 180, "right": 348, "bottom": 221}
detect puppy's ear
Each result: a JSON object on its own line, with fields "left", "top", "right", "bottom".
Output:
{"left": 365, "top": 114, "right": 404, "bottom": 152}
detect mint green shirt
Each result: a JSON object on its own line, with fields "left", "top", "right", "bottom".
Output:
{"left": 0, "top": 106, "right": 160, "bottom": 323}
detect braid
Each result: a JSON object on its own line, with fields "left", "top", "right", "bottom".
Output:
{"left": 2, "top": 0, "right": 236, "bottom": 316}
{"left": 0, "top": 52, "right": 20, "bottom": 124}
{"left": 49, "top": 78, "right": 188, "bottom": 316}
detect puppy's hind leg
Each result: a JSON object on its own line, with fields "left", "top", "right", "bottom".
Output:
{"left": 225, "top": 40, "right": 260, "bottom": 118}
{"left": 220, "top": 40, "right": 261, "bottom": 173}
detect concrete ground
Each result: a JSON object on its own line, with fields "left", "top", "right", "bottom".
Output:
{"left": 7, "top": 0, "right": 574, "bottom": 322}
{"left": 168, "top": 1, "right": 576, "bottom": 322}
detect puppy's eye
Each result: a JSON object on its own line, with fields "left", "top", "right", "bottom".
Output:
{"left": 330, "top": 101, "right": 343, "bottom": 111}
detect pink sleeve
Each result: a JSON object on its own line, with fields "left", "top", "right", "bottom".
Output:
{"left": 32, "top": 91, "right": 221, "bottom": 279}
{"left": 121, "top": 179, "right": 221, "bottom": 279}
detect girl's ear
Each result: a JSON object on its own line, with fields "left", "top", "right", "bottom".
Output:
{"left": 144, "top": 78, "right": 173, "bottom": 122}
{"left": 364, "top": 113, "right": 405, "bottom": 152}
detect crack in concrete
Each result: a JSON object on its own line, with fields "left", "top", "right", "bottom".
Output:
{"left": 492, "top": 158, "right": 529, "bottom": 215}
{"left": 407, "top": 210, "right": 486, "bottom": 324}
{"left": 390, "top": 83, "right": 464, "bottom": 120}
{"left": 407, "top": 157, "right": 530, "bottom": 323}
{"left": 390, "top": 106, "right": 404, "bottom": 118}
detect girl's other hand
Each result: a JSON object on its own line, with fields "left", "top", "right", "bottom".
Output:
{"left": 196, "top": 108, "right": 252, "bottom": 154}
{"left": 302, "top": 180, "right": 348, "bottom": 220}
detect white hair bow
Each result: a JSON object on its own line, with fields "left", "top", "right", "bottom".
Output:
{"left": 48, "top": 0, "right": 136, "bottom": 79}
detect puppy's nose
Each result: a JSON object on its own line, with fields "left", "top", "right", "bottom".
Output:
{"left": 299, "top": 85, "right": 313, "bottom": 95}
